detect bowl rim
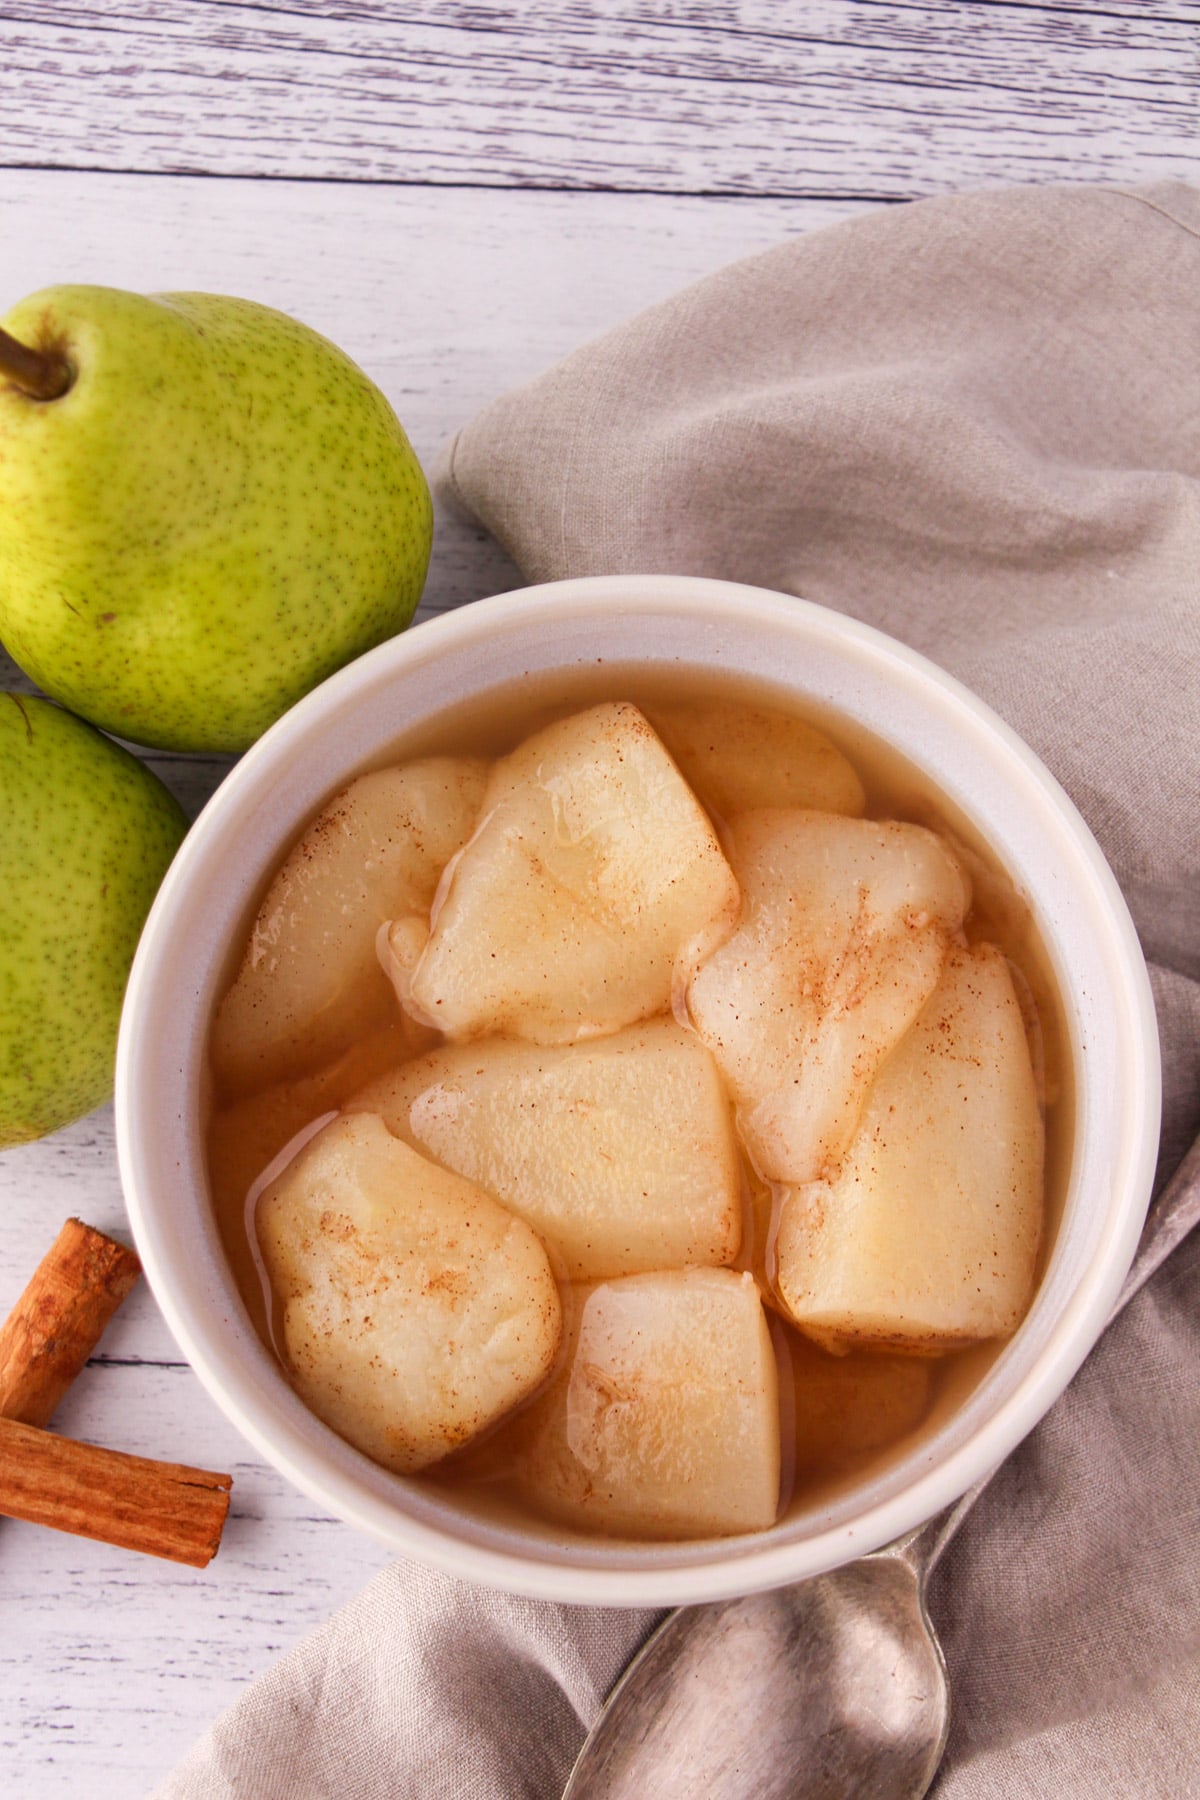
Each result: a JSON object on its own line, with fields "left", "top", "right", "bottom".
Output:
{"left": 116, "top": 572, "right": 1161, "bottom": 1606}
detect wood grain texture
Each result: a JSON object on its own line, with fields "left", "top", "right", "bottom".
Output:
{"left": 1, "top": 0, "right": 1196, "bottom": 195}
{"left": 0, "top": 1359, "right": 394, "bottom": 1789}
{"left": 0, "top": 1, "right": 1193, "bottom": 1782}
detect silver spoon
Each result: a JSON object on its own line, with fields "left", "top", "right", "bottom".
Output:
{"left": 565, "top": 1138, "right": 1200, "bottom": 1800}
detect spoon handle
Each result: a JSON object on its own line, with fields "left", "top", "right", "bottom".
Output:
{"left": 898, "top": 1132, "right": 1200, "bottom": 1582}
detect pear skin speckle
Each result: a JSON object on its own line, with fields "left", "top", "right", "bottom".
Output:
{"left": 0, "top": 286, "right": 433, "bottom": 752}
{"left": 0, "top": 693, "right": 188, "bottom": 1144}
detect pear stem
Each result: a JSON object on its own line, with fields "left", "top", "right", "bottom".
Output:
{"left": 0, "top": 326, "right": 72, "bottom": 401}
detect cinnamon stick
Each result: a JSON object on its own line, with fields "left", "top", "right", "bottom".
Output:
{"left": 0, "top": 1415, "right": 231, "bottom": 1568}
{"left": 0, "top": 1218, "right": 141, "bottom": 1426}
{"left": 0, "top": 1218, "right": 233, "bottom": 1566}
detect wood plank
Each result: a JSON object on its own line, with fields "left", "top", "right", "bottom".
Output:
{"left": 0, "top": 1360, "right": 393, "bottom": 1792}
{"left": 0, "top": 0, "right": 1195, "bottom": 195}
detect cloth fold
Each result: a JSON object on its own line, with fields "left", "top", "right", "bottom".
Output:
{"left": 160, "top": 180, "right": 1200, "bottom": 1799}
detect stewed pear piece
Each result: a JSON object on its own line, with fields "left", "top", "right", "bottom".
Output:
{"left": 775, "top": 944, "right": 1043, "bottom": 1354}
{"left": 255, "top": 1112, "right": 561, "bottom": 1473}
{"left": 512, "top": 1268, "right": 780, "bottom": 1538}
{"left": 211, "top": 757, "right": 486, "bottom": 1090}
{"left": 647, "top": 700, "right": 866, "bottom": 820}
{"left": 687, "top": 810, "right": 969, "bottom": 1184}
{"left": 403, "top": 703, "right": 740, "bottom": 1043}
{"left": 348, "top": 1018, "right": 741, "bottom": 1280}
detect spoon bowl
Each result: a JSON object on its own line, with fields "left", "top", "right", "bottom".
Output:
{"left": 565, "top": 1534, "right": 949, "bottom": 1800}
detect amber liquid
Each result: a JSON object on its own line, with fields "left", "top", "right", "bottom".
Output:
{"left": 206, "top": 664, "right": 1071, "bottom": 1539}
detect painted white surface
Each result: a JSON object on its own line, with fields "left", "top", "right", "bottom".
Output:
{"left": 0, "top": 5, "right": 1193, "bottom": 1793}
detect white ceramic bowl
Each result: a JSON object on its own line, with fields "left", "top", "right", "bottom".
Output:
{"left": 115, "top": 574, "right": 1160, "bottom": 1606}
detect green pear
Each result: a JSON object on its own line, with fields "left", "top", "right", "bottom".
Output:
{"left": 0, "top": 287, "right": 433, "bottom": 752}
{"left": 0, "top": 692, "right": 188, "bottom": 1147}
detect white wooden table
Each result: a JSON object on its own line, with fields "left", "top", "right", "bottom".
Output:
{"left": 1, "top": 5, "right": 1196, "bottom": 1792}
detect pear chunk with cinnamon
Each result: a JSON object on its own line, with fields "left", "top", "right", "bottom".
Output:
{"left": 403, "top": 703, "right": 740, "bottom": 1044}
{"left": 512, "top": 1269, "right": 780, "bottom": 1538}
{"left": 349, "top": 1018, "right": 740, "bottom": 1281}
{"left": 212, "top": 758, "right": 486, "bottom": 1090}
{"left": 687, "top": 810, "right": 969, "bottom": 1184}
{"left": 255, "top": 1112, "right": 561, "bottom": 1474}
{"left": 775, "top": 944, "right": 1043, "bottom": 1354}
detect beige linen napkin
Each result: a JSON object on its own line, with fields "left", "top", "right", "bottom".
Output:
{"left": 160, "top": 180, "right": 1200, "bottom": 1799}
